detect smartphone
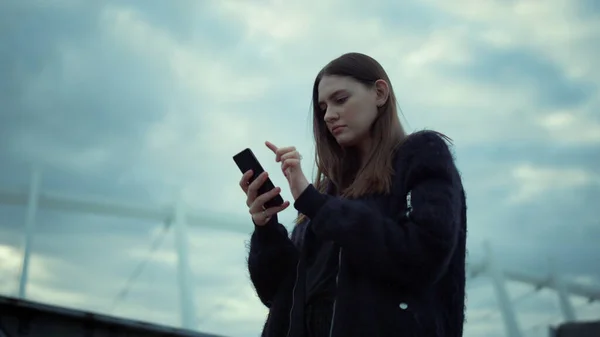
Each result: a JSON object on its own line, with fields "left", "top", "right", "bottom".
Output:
{"left": 233, "top": 148, "right": 284, "bottom": 208}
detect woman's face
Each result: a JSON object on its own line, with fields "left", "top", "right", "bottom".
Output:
{"left": 317, "top": 75, "right": 387, "bottom": 151}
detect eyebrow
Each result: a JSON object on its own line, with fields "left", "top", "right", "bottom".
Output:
{"left": 318, "top": 89, "right": 346, "bottom": 105}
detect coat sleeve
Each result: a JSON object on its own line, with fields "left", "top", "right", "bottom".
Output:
{"left": 247, "top": 215, "right": 299, "bottom": 307}
{"left": 293, "top": 131, "right": 464, "bottom": 288}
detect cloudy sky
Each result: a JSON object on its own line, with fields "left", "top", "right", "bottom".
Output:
{"left": 1, "top": 0, "right": 599, "bottom": 336}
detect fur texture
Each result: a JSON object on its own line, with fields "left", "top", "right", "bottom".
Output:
{"left": 248, "top": 130, "right": 467, "bottom": 337}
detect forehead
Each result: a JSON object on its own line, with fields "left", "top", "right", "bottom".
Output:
{"left": 317, "top": 75, "right": 362, "bottom": 102}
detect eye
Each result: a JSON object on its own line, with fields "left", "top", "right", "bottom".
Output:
{"left": 335, "top": 96, "right": 348, "bottom": 105}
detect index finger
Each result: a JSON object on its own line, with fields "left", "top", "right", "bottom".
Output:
{"left": 265, "top": 141, "right": 278, "bottom": 154}
{"left": 239, "top": 170, "right": 253, "bottom": 191}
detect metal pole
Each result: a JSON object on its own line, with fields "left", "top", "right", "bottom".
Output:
{"left": 17, "top": 168, "right": 41, "bottom": 299}
{"left": 549, "top": 258, "right": 576, "bottom": 322}
{"left": 173, "top": 199, "right": 197, "bottom": 330}
{"left": 483, "top": 241, "right": 523, "bottom": 337}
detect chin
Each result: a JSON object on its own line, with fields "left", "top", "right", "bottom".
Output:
{"left": 334, "top": 134, "right": 358, "bottom": 147}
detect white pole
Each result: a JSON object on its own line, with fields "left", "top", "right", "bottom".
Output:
{"left": 17, "top": 168, "right": 41, "bottom": 299}
{"left": 483, "top": 241, "right": 523, "bottom": 337}
{"left": 549, "top": 258, "right": 576, "bottom": 322}
{"left": 173, "top": 198, "right": 197, "bottom": 330}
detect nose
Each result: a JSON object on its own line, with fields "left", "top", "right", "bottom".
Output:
{"left": 323, "top": 107, "right": 340, "bottom": 123}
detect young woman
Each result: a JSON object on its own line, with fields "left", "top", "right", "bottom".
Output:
{"left": 239, "top": 53, "right": 467, "bottom": 337}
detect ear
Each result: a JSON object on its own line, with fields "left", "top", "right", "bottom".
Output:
{"left": 374, "top": 79, "right": 390, "bottom": 107}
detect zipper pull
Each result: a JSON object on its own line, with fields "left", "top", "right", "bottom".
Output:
{"left": 405, "top": 190, "right": 412, "bottom": 219}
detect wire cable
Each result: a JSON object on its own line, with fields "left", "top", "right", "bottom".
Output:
{"left": 472, "top": 286, "right": 540, "bottom": 322}
{"left": 108, "top": 222, "right": 171, "bottom": 313}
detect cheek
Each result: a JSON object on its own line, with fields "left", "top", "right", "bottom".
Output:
{"left": 362, "top": 104, "right": 379, "bottom": 125}
{"left": 339, "top": 103, "right": 359, "bottom": 122}
{"left": 346, "top": 104, "right": 377, "bottom": 129}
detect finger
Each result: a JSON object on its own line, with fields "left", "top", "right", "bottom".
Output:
{"left": 282, "top": 158, "right": 301, "bottom": 174}
{"left": 265, "top": 201, "right": 290, "bottom": 215}
{"left": 280, "top": 151, "right": 300, "bottom": 162}
{"left": 250, "top": 186, "right": 282, "bottom": 212}
{"left": 252, "top": 200, "right": 290, "bottom": 225}
{"left": 275, "top": 146, "right": 296, "bottom": 162}
{"left": 251, "top": 200, "right": 290, "bottom": 225}
{"left": 265, "top": 141, "right": 278, "bottom": 154}
{"left": 246, "top": 172, "right": 268, "bottom": 206}
{"left": 239, "top": 170, "right": 253, "bottom": 193}
{"left": 253, "top": 200, "right": 290, "bottom": 218}
{"left": 251, "top": 208, "right": 271, "bottom": 226}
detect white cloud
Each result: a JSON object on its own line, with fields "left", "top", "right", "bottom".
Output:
{"left": 209, "top": 0, "right": 600, "bottom": 147}
{"left": 101, "top": 5, "right": 272, "bottom": 103}
{"left": 211, "top": 0, "right": 470, "bottom": 76}
{"left": 428, "top": 0, "right": 600, "bottom": 76}
{"left": 16, "top": 134, "right": 112, "bottom": 174}
{"left": 0, "top": 244, "right": 22, "bottom": 295}
{"left": 214, "top": 0, "right": 315, "bottom": 42}
{"left": 0, "top": 244, "right": 91, "bottom": 305}
{"left": 436, "top": 0, "right": 600, "bottom": 147}
{"left": 538, "top": 109, "right": 600, "bottom": 145}
{"left": 2, "top": 1, "right": 600, "bottom": 336}
{"left": 94, "top": 4, "right": 288, "bottom": 215}
{"left": 508, "top": 163, "right": 599, "bottom": 203}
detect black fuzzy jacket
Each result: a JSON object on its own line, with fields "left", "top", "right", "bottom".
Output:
{"left": 248, "top": 131, "right": 467, "bottom": 337}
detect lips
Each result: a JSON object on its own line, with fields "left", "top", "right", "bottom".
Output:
{"left": 331, "top": 125, "right": 345, "bottom": 134}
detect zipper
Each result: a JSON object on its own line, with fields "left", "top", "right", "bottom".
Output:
{"left": 328, "top": 248, "right": 343, "bottom": 337}
{"left": 285, "top": 259, "right": 301, "bottom": 337}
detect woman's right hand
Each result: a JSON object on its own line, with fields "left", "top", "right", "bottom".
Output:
{"left": 240, "top": 170, "right": 290, "bottom": 226}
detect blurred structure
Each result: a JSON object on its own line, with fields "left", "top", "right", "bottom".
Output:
{"left": 0, "top": 294, "right": 224, "bottom": 337}
{"left": 549, "top": 320, "right": 600, "bottom": 337}
{"left": 469, "top": 244, "right": 600, "bottom": 336}
{"left": 1, "top": 168, "right": 599, "bottom": 337}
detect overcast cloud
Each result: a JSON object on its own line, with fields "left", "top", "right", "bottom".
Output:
{"left": 1, "top": 1, "right": 599, "bottom": 336}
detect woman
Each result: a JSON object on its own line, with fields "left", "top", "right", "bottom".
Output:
{"left": 239, "top": 52, "right": 467, "bottom": 337}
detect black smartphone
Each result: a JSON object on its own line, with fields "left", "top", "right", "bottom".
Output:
{"left": 233, "top": 148, "right": 284, "bottom": 208}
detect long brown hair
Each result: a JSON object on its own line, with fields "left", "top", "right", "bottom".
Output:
{"left": 296, "top": 53, "right": 407, "bottom": 224}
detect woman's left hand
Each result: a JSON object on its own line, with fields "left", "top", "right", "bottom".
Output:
{"left": 266, "top": 141, "right": 310, "bottom": 200}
